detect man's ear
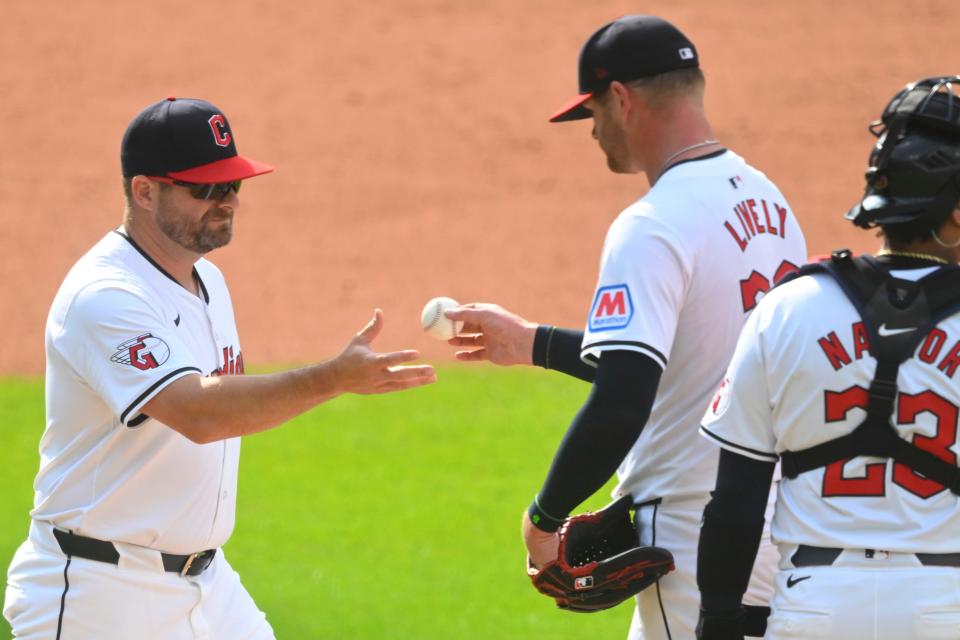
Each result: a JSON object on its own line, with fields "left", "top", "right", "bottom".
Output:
{"left": 130, "top": 175, "right": 159, "bottom": 211}
{"left": 607, "top": 81, "right": 634, "bottom": 122}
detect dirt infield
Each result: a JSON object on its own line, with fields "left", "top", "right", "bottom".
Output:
{"left": 2, "top": 0, "right": 958, "bottom": 374}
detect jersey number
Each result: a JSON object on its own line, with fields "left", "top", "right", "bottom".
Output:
{"left": 821, "top": 387, "right": 959, "bottom": 498}
{"left": 739, "top": 260, "right": 800, "bottom": 312}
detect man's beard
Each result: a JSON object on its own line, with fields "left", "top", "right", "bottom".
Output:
{"left": 606, "top": 153, "right": 629, "bottom": 173}
{"left": 156, "top": 200, "right": 233, "bottom": 254}
{"left": 598, "top": 119, "right": 631, "bottom": 174}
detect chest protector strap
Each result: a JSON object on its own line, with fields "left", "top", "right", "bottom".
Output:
{"left": 778, "top": 250, "right": 960, "bottom": 495}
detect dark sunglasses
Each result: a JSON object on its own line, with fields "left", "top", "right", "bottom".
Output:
{"left": 149, "top": 176, "right": 242, "bottom": 201}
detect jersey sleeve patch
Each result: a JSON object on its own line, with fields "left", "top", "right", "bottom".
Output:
{"left": 53, "top": 284, "right": 206, "bottom": 426}
{"left": 589, "top": 284, "right": 634, "bottom": 331}
{"left": 708, "top": 377, "right": 732, "bottom": 418}
{"left": 110, "top": 333, "right": 171, "bottom": 370}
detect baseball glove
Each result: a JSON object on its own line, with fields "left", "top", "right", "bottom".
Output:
{"left": 527, "top": 495, "right": 675, "bottom": 612}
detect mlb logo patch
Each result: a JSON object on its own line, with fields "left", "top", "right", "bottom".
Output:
{"left": 589, "top": 284, "right": 633, "bottom": 331}
{"left": 574, "top": 576, "right": 594, "bottom": 590}
{"left": 678, "top": 47, "right": 695, "bottom": 60}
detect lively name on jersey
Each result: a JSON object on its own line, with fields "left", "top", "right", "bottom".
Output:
{"left": 590, "top": 284, "right": 634, "bottom": 331}
{"left": 818, "top": 322, "right": 960, "bottom": 378}
{"left": 723, "top": 198, "right": 789, "bottom": 252}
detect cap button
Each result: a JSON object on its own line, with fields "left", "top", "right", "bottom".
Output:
{"left": 166, "top": 96, "right": 177, "bottom": 101}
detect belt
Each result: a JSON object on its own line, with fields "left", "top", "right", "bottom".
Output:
{"left": 53, "top": 528, "right": 216, "bottom": 577}
{"left": 792, "top": 544, "right": 960, "bottom": 568}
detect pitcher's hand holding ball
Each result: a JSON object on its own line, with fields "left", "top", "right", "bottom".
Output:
{"left": 443, "top": 303, "right": 538, "bottom": 366}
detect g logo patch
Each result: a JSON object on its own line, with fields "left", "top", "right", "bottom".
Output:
{"left": 710, "top": 377, "right": 732, "bottom": 417}
{"left": 111, "top": 334, "right": 171, "bottom": 370}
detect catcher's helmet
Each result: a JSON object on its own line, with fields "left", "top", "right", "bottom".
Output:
{"left": 846, "top": 76, "right": 960, "bottom": 232}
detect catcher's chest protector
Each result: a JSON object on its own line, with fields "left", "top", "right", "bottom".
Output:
{"left": 779, "top": 250, "right": 960, "bottom": 493}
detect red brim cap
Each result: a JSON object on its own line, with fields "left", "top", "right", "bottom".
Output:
{"left": 168, "top": 155, "right": 274, "bottom": 182}
{"left": 549, "top": 93, "right": 594, "bottom": 123}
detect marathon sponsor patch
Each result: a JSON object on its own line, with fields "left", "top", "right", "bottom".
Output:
{"left": 110, "top": 333, "right": 170, "bottom": 370}
{"left": 589, "top": 284, "right": 633, "bottom": 331}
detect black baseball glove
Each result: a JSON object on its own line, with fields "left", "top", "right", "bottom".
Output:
{"left": 527, "top": 495, "right": 675, "bottom": 612}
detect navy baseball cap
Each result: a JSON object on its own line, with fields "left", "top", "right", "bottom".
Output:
{"left": 121, "top": 97, "right": 273, "bottom": 182}
{"left": 549, "top": 15, "right": 699, "bottom": 123}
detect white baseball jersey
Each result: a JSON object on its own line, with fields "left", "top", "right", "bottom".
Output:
{"left": 701, "top": 266, "right": 960, "bottom": 552}
{"left": 582, "top": 150, "right": 807, "bottom": 504}
{"left": 32, "top": 229, "right": 244, "bottom": 555}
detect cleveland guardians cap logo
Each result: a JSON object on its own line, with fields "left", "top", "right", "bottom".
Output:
{"left": 589, "top": 284, "right": 634, "bottom": 331}
{"left": 208, "top": 114, "right": 232, "bottom": 147}
{"left": 111, "top": 334, "right": 171, "bottom": 371}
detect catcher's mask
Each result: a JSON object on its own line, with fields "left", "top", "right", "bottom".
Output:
{"left": 845, "top": 76, "right": 960, "bottom": 233}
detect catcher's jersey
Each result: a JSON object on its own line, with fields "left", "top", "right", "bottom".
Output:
{"left": 701, "top": 267, "right": 960, "bottom": 552}
{"left": 582, "top": 150, "right": 807, "bottom": 503}
{"left": 32, "top": 229, "right": 244, "bottom": 555}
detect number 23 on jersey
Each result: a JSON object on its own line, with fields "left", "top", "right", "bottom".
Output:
{"left": 822, "top": 387, "right": 957, "bottom": 499}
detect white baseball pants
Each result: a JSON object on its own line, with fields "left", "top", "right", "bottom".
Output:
{"left": 4, "top": 520, "right": 275, "bottom": 640}
{"left": 767, "top": 547, "right": 960, "bottom": 639}
{"left": 628, "top": 493, "right": 777, "bottom": 640}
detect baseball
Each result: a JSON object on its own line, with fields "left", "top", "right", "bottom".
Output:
{"left": 421, "top": 297, "right": 463, "bottom": 340}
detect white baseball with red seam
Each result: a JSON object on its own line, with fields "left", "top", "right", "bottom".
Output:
{"left": 421, "top": 297, "right": 463, "bottom": 340}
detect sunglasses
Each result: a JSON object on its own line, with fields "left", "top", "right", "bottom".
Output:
{"left": 149, "top": 176, "right": 242, "bottom": 201}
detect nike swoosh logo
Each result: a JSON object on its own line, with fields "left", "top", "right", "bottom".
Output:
{"left": 786, "top": 575, "right": 811, "bottom": 588}
{"left": 878, "top": 323, "right": 915, "bottom": 337}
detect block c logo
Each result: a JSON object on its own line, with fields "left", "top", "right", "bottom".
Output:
{"left": 208, "top": 114, "right": 232, "bottom": 147}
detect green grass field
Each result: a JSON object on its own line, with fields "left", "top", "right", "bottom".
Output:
{"left": 0, "top": 366, "right": 632, "bottom": 639}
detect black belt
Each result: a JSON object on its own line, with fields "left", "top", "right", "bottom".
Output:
{"left": 792, "top": 544, "right": 960, "bottom": 568}
{"left": 53, "top": 528, "right": 216, "bottom": 577}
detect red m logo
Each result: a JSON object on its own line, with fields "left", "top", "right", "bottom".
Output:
{"left": 595, "top": 290, "right": 626, "bottom": 318}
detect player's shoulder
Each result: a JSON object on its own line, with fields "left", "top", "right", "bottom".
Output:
{"left": 754, "top": 268, "right": 845, "bottom": 322}
{"left": 57, "top": 233, "right": 151, "bottom": 298}
{"left": 194, "top": 257, "right": 225, "bottom": 282}
{"left": 606, "top": 201, "right": 687, "bottom": 258}
{"left": 655, "top": 148, "right": 753, "bottom": 185}
{"left": 51, "top": 232, "right": 173, "bottom": 329}
{"left": 614, "top": 184, "right": 692, "bottom": 235}
{"left": 656, "top": 148, "right": 785, "bottom": 199}
{"left": 48, "top": 273, "right": 156, "bottom": 343}
{"left": 193, "top": 257, "right": 230, "bottom": 296}
{"left": 629, "top": 150, "right": 766, "bottom": 222}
